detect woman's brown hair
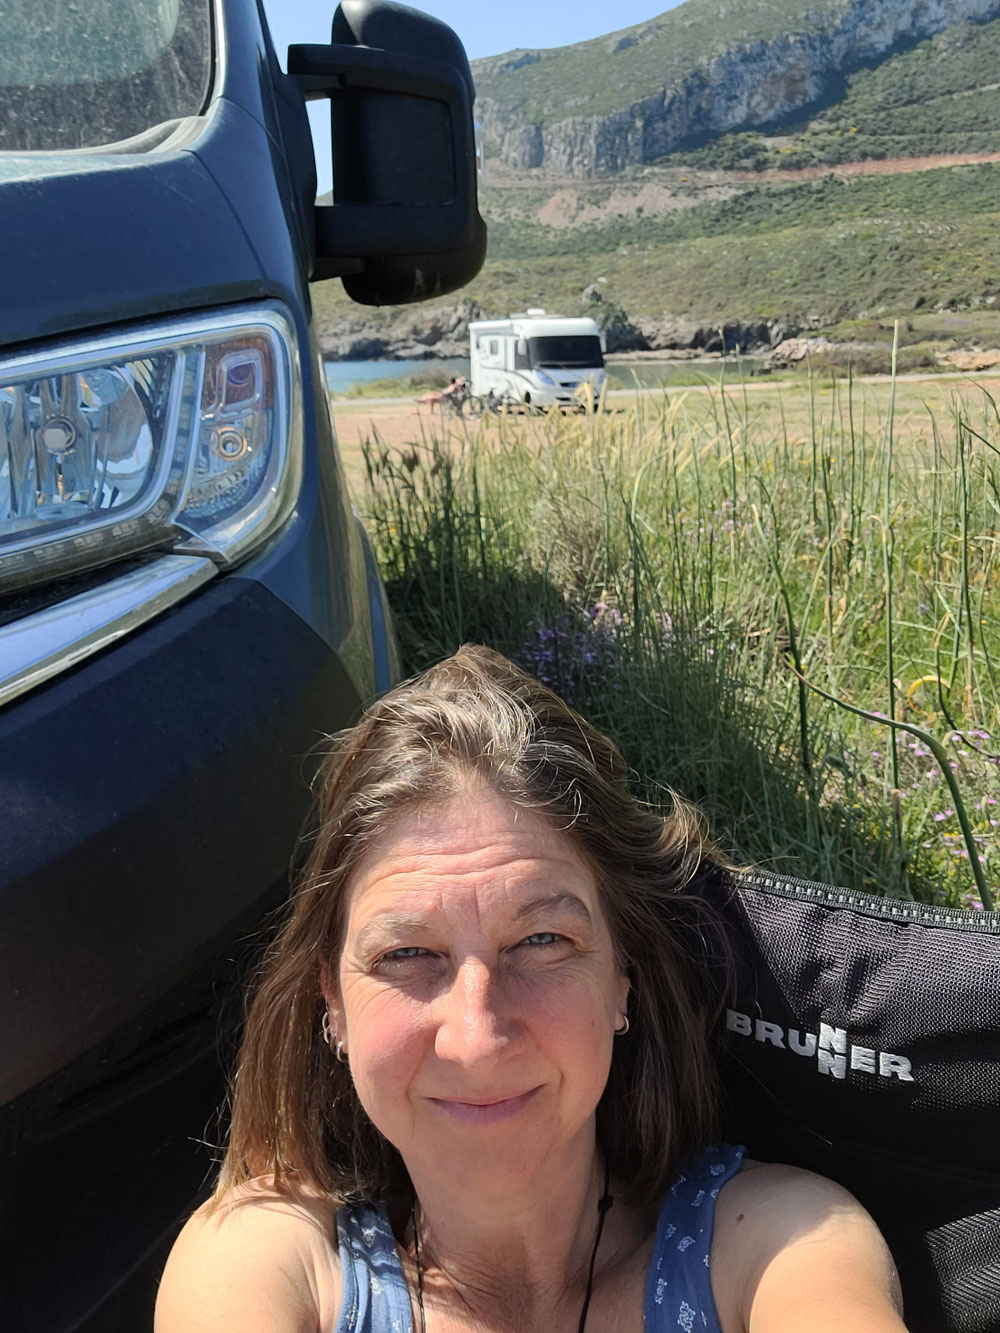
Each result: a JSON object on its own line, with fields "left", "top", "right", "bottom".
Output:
{"left": 216, "top": 644, "right": 736, "bottom": 1207}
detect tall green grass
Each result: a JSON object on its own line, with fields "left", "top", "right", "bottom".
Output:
{"left": 359, "top": 374, "right": 1000, "bottom": 909}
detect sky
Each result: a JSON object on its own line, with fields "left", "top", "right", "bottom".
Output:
{"left": 261, "top": 0, "right": 685, "bottom": 193}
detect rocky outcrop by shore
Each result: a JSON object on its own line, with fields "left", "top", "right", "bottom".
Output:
{"left": 766, "top": 336, "right": 839, "bottom": 366}
{"left": 317, "top": 298, "right": 485, "bottom": 361}
{"left": 635, "top": 313, "right": 795, "bottom": 353}
{"left": 474, "top": 0, "right": 1000, "bottom": 177}
{"left": 317, "top": 289, "right": 798, "bottom": 361}
{"left": 581, "top": 286, "right": 796, "bottom": 354}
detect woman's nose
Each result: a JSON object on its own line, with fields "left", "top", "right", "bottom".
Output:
{"left": 433, "top": 959, "right": 518, "bottom": 1065}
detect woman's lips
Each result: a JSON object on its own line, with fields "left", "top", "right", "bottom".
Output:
{"left": 428, "top": 1087, "right": 539, "bottom": 1124}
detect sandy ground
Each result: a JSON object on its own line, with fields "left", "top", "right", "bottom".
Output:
{"left": 331, "top": 372, "right": 1000, "bottom": 495}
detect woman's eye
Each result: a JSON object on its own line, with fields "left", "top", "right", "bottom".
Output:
{"left": 521, "top": 932, "right": 564, "bottom": 948}
{"left": 378, "top": 947, "right": 428, "bottom": 965}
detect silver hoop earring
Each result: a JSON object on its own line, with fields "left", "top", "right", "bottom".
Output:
{"left": 615, "top": 1013, "right": 630, "bottom": 1036}
{"left": 322, "top": 1011, "right": 349, "bottom": 1063}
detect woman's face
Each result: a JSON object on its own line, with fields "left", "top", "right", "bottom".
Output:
{"left": 325, "top": 790, "right": 629, "bottom": 1196}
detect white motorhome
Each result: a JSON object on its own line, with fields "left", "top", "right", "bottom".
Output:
{"left": 469, "top": 310, "right": 606, "bottom": 408}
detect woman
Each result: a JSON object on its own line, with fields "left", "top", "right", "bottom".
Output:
{"left": 156, "top": 645, "right": 907, "bottom": 1332}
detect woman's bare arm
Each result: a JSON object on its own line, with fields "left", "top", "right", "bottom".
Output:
{"left": 720, "top": 1163, "right": 906, "bottom": 1333}
{"left": 154, "top": 1188, "right": 342, "bottom": 1333}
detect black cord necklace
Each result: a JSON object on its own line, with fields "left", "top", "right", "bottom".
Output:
{"left": 409, "top": 1162, "right": 614, "bottom": 1333}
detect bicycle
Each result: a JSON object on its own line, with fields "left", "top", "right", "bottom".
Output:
{"left": 438, "top": 386, "right": 468, "bottom": 417}
{"left": 471, "top": 388, "right": 520, "bottom": 415}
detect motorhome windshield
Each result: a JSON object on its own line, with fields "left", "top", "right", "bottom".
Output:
{"left": 529, "top": 335, "right": 604, "bottom": 369}
{"left": 0, "top": 0, "right": 212, "bottom": 152}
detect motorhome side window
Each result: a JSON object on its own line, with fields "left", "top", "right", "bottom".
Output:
{"left": 490, "top": 339, "right": 499, "bottom": 357}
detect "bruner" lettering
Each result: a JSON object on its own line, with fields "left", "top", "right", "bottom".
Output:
{"left": 725, "top": 1009, "right": 915, "bottom": 1082}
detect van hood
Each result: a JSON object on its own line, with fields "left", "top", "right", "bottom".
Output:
{"left": 0, "top": 27, "right": 313, "bottom": 358}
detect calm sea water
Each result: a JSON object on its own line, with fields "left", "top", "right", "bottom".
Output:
{"left": 325, "top": 357, "right": 470, "bottom": 395}
{"left": 323, "top": 356, "right": 750, "bottom": 396}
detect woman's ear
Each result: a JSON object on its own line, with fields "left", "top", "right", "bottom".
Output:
{"left": 616, "top": 969, "right": 631, "bottom": 1023}
{"left": 319, "top": 958, "right": 345, "bottom": 1041}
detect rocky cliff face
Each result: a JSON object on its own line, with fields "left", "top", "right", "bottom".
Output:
{"left": 476, "top": 0, "right": 1000, "bottom": 177}
{"left": 318, "top": 298, "right": 484, "bottom": 361}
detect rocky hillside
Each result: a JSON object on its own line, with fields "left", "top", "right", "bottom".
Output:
{"left": 312, "top": 154, "right": 1000, "bottom": 361}
{"left": 474, "top": 0, "right": 1000, "bottom": 176}
{"left": 312, "top": 1, "right": 1000, "bottom": 359}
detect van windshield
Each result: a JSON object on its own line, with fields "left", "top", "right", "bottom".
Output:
{"left": 0, "top": 0, "right": 212, "bottom": 152}
{"left": 529, "top": 335, "right": 604, "bottom": 369}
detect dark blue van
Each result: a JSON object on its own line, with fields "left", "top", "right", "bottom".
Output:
{"left": 0, "top": 2, "right": 485, "bottom": 1327}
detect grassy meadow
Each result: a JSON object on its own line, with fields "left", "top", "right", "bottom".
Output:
{"left": 356, "top": 365, "right": 1000, "bottom": 911}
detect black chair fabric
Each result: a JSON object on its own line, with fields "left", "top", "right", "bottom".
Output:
{"left": 713, "top": 871, "right": 1000, "bottom": 1333}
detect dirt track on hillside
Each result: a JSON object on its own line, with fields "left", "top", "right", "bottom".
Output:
{"left": 736, "top": 150, "right": 1000, "bottom": 184}
{"left": 484, "top": 151, "right": 1000, "bottom": 229}
{"left": 487, "top": 152, "right": 1000, "bottom": 198}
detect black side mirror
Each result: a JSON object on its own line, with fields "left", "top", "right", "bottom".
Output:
{"left": 289, "top": 0, "right": 487, "bottom": 305}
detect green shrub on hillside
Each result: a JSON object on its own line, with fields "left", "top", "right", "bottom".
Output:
{"left": 487, "top": 164, "right": 1000, "bottom": 261}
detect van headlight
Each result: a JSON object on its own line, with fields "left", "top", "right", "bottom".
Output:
{"left": 535, "top": 370, "right": 555, "bottom": 386}
{"left": 0, "top": 304, "right": 302, "bottom": 593}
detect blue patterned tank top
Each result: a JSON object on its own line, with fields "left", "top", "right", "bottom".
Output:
{"left": 333, "top": 1142, "right": 746, "bottom": 1332}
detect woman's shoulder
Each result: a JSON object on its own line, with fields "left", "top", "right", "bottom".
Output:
{"left": 154, "top": 1179, "right": 343, "bottom": 1333}
{"left": 715, "top": 1151, "right": 881, "bottom": 1224}
{"left": 710, "top": 1154, "right": 905, "bottom": 1333}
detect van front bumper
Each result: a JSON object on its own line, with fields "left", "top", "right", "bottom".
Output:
{"left": 529, "top": 378, "right": 606, "bottom": 407}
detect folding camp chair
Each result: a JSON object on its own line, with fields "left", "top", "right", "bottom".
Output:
{"left": 712, "top": 870, "right": 1000, "bottom": 1333}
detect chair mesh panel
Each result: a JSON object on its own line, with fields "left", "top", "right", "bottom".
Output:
{"left": 711, "top": 871, "right": 1000, "bottom": 1333}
